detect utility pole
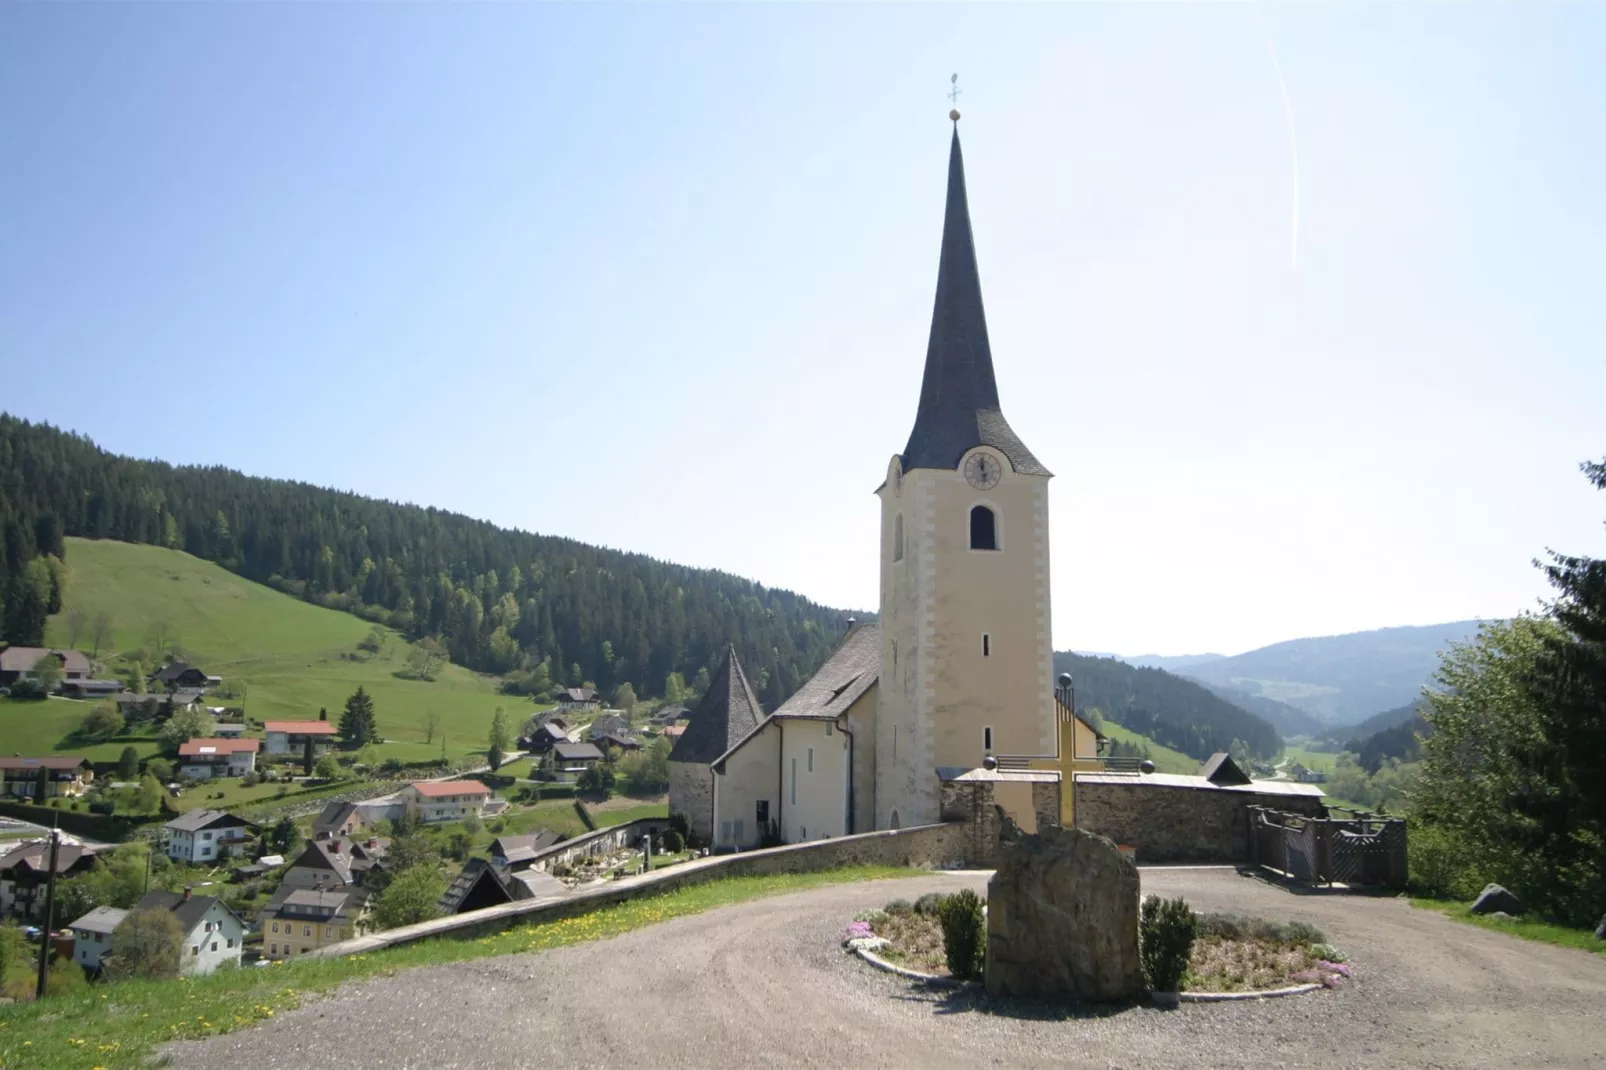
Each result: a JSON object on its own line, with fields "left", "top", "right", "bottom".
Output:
{"left": 34, "top": 820, "right": 61, "bottom": 1000}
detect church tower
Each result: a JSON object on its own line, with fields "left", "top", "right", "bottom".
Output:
{"left": 875, "top": 119, "right": 1056, "bottom": 829}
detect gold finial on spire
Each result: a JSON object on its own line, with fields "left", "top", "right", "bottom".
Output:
{"left": 949, "top": 73, "right": 961, "bottom": 122}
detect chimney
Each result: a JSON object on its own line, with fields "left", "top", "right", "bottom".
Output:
{"left": 182, "top": 886, "right": 192, "bottom": 901}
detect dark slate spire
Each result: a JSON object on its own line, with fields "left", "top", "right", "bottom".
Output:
{"left": 901, "top": 127, "right": 1048, "bottom": 476}
{"left": 668, "top": 644, "right": 763, "bottom": 764}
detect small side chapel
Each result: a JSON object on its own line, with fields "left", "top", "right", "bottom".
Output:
{"left": 671, "top": 115, "right": 1088, "bottom": 848}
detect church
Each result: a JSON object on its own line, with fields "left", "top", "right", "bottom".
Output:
{"left": 670, "top": 115, "right": 1093, "bottom": 847}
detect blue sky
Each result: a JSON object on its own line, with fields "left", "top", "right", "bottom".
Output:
{"left": 3, "top": 3, "right": 1603, "bottom": 657}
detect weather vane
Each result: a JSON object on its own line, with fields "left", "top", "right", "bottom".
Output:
{"left": 949, "top": 73, "right": 962, "bottom": 121}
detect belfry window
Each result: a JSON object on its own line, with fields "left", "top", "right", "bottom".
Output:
{"left": 970, "top": 505, "right": 997, "bottom": 551}
{"left": 893, "top": 513, "right": 905, "bottom": 561}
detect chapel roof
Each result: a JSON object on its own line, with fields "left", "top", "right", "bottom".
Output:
{"left": 669, "top": 644, "right": 763, "bottom": 765}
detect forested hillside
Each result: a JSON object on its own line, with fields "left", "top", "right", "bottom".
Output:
{"left": 1053, "top": 651, "right": 1281, "bottom": 760}
{"left": 0, "top": 415, "right": 856, "bottom": 706}
{"left": 1189, "top": 679, "right": 1326, "bottom": 737}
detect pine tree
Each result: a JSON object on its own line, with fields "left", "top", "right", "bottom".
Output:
{"left": 340, "top": 686, "right": 378, "bottom": 747}
{"left": 487, "top": 706, "right": 510, "bottom": 771}
{"left": 117, "top": 746, "right": 140, "bottom": 781}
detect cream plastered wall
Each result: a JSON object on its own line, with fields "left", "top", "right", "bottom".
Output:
{"left": 842, "top": 686, "right": 877, "bottom": 834}
{"left": 876, "top": 448, "right": 1056, "bottom": 828}
{"left": 779, "top": 718, "right": 850, "bottom": 842}
{"left": 711, "top": 722, "right": 780, "bottom": 848}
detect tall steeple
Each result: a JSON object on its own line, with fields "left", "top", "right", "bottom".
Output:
{"left": 900, "top": 124, "right": 1047, "bottom": 476}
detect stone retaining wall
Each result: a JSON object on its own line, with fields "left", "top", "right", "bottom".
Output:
{"left": 526, "top": 817, "right": 670, "bottom": 872}
{"left": 1074, "top": 779, "right": 1326, "bottom": 863}
{"left": 309, "top": 821, "right": 968, "bottom": 959}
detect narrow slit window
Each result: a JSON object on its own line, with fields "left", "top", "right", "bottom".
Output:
{"left": 791, "top": 757, "right": 798, "bottom": 805}
{"left": 807, "top": 746, "right": 814, "bottom": 773}
{"left": 970, "top": 505, "right": 997, "bottom": 550}
{"left": 893, "top": 513, "right": 905, "bottom": 561}
{"left": 984, "top": 726, "right": 993, "bottom": 751}
{"left": 983, "top": 633, "right": 991, "bottom": 657}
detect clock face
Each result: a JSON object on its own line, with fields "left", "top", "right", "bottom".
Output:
{"left": 964, "top": 453, "right": 1002, "bottom": 490}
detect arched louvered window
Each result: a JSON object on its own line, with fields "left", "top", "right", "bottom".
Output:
{"left": 969, "top": 505, "right": 997, "bottom": 551}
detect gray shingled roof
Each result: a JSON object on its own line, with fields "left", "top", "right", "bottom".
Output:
{"left": 669, "top": 644, "right": 763, "bottom": 765}
{"left": 70, "top": 905, "right": 128, "bottom": 934}
{"left": 901, "top": 128, "right": 1047, "bottom": 477}
{"left": 1199, "top": 752, "right": 1253, "bottom": 786}
{"left": 164, "top": 808, "right": 253, "bottom": 833}
{"left": 133, "top": 889, "right": 235, "bottom": 935}
{"left": 771, "top": 622, "right": 880, "bottom": 721}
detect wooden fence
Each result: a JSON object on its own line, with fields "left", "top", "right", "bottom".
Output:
{"left": 1249, "top": 805, "right": 1408, "bottom": 888}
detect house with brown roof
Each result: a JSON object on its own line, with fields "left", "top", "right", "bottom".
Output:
{"left": 669, "top": 644, "right": 765, "bottom": 844}
{"left": 555, "top": 687, "right": 602, "bottom": 712}
{"left": 0, "top": 646, "right": 92, "bottom": 686}
{"left": 177, "top": 737, "right": 259, "bottom": 779}
{"left": 150, "top": 662, "right": 219, "bottom": 691}
{"left": 401, "top": 779, "right": 492, "bottom": 824}
{"left": 0, "top": 837, "right": 98, "bottom": 919}
{"left": 263, "top": 719, "right": 338, "bottom": 756}
{"left": 0, "top": 756, "right": 94, "bottom": 800}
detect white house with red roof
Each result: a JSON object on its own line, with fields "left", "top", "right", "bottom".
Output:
{"left": 177, "top": 737, "right": 260, "bottom": 779}
{"left": 401, "top": 780, "right": 492, "bottom": 824}
{"left": 263, "top": 720, "right": 338, "bottom": 756}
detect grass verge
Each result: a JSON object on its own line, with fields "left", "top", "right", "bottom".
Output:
{"left": 0, "top": 864, "right": 922, "bottom": 1069}
{"left": 1411, "top": 897, "right": 1606, "bottom": 956}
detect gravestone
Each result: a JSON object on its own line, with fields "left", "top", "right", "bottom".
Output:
{"left": 986, "top": 819, "right": 1143, "bottom": 1002}
{"left": 1594, "top": 914, "right": 1605, "bottom": 942}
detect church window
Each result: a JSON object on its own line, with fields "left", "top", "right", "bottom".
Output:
{"left": 890, "top": 810, "right": 901, "bottom": 830}
{"left": 984, "top": 726, "right": 993, "bottom": 751}
{"left": 892, "top": 726, "right": 898, "bottom": 761}
{"left": 970, "top": 506, "right": 997, "bottom": 550}
{"left": 983, "top": 633, "right": 991, "bottom": 657}
{"left": 893, "top": 513, "right": 904, "bottom": 561}
{"left": 791, "top": 758, "right": 798, "bottom": 805}
{"left": 808, "top": 746, "right": 814, "bottom": 773}
{"left": 825, "top": 722, "right": 832, "bottom": 737}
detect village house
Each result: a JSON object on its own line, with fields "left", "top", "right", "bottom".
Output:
{"left": 554, "top": 687, "right": 602, "bottom": 712}
{"left": 1291, "top": 762, "right": 1328, "bottom": 784}
{"left": 59, "top": 678, "right": 125, "bottom": 699}
{"left": 0, "top": 646, "right": 92, "bottom": 686}
{"left": 550, "top": 741, "right": 605, "bottom": 773}
{"left": 261, "top": 886, "right": 359, "bottom": 960}
{"left": 439, "top": 857, "right": 566, "bottom": 915}
{"left": 149, "top": 662, "right": 219, "bottom": 691}
{"left": 313, "top": 800, "right": 370, "bottom": 840}
{"left": 163, "top": 808, "right": 257, "bottom": 863}
{"left": 130, "top": 888, "right": 246, "bottom": 975}
{"left": 68, "top": 905, "right": 127, "bottom": 972}
{"left": 263, "top": 719, "right": 338, "bottom": 756}
{"left": 401, "top": 780, "right": 492, "bottom": 823}
{"left": 650, "top": 704, "right": 691, "bottom": 726}
{"left": 0, "top": 837, "right": 97, "bottom": 918}
{"left": 177, "top": 737, "right": 260, "bottom": 779}
{"left": 489, "top": 830, "right": 564, "bottom": 870}
{"left": 594, "top": 731, "right": 643, "bottom": 757}
{"left": 0, "top": 756, "right": 93, "bottom": 800}
{"left": 519, "top": 720, "right": 570, "bottom": 754}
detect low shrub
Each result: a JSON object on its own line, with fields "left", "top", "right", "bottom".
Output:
{"left": 1140, "top": 895, "right": 1198, "bottom": 993}
{"left": 884, "top": 898, "right": 914, "bottom": 916}
{"left": 660, "top": 827, "right": 684, "bottom": 853}
{"left": 914, "top": 891, "right": 945, "bottom": 916}
{"left": 854, "top": 907, "right": 889, "bottom": 925}
{"left": 1195, "top": 912, "right": 1325, "bottom": 946}
{"left": 936, "top": 888, "right": 987, "bottom": 981}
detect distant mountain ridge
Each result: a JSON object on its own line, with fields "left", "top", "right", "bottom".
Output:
{"left": 1098, "top": 620, "right": 1487, "bottom": 727}
{"left": 1053, "top": 651, "right": 1281, "bottom": 761}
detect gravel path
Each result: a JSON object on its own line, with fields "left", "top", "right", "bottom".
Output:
{"left": 166, "top": 867, "right": 1606, "bottom": 1069}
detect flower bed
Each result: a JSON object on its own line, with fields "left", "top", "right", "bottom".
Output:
{"left": 846, "top": 899, "right": 1353, "bottom": 993}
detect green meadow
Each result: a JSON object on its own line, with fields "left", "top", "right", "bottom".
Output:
{"left": 7, "top": 538, "right": 545, "bottom": 765}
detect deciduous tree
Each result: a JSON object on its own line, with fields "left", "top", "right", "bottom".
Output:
{"left": 104, "top": 906, "right": 184, "bottom": 980}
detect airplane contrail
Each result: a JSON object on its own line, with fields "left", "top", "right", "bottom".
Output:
{"left": 1250, "top": 4, "right": 1300, "bottom": 268}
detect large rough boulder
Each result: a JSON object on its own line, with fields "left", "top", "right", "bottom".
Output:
{"left": 1470, "top": 884, "right": 1526, "bottom": 916}
{"left": 986, "top": 822, "right": 1142, "bottom": 1003}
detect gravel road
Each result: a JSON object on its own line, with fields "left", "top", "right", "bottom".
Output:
{"left": 166, "top": 867, "right": 1606, "bottom": 1069}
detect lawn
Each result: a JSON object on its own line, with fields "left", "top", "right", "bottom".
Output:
{"left": 0, "top": 865, "right": 924, "bottom": 1069}
{"left": 1410, "top": 898, "right": 1606, "bottom": 957}
{"left": 26, "top": 538, "right": 549, "bottom": 766}
{"left": 1280, "top": 745, "right": 1340, "bottom": 775}
{"left": 0, "top": 698, "right": 168, "bottom": 764}
{"left": 1095, "top": 720, "right": 1199, "bottom": 775}
{"left": 592, "top": 801, "right": 669, "bottom": 828}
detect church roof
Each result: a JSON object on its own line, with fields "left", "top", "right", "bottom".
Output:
{"left": 669, "top": 644, "right": 764, "bottom": 765}
{"left": 770, "top": 622, "right": 880, "bottom": 721}
{"left": 901, "top": 126, "right": 1048, "bottom": 477}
